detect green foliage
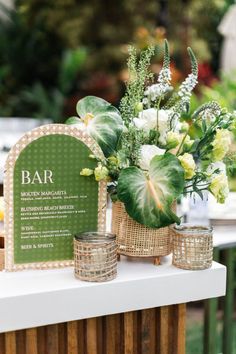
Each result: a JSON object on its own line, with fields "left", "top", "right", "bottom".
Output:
{"left": 119, "top": 46, "right": 155, "bottom": 125}
{"left": 192, "top": 101, "right": 221, "bottom": 120}
{"left": 0, "top": 3, "right": 88, "bottom": 122}
{"left": 191, "top": 74, "right": 236, "bottom": 113}
{"left": 0, "top": 83, "right": 64, "bottom": 122}
{"left": 117, "top": 153, "right": 184, "bottom": 228}
{"left": 187, "top": 47, "right": 198, "bottom": 77}
{"left": 118, "top": 126, "right": 149, "bottom": 167}
{"left": 66, "top": 96, "right": 123, "bottom": 157}
{"left": 59, "top": 48, "right": 87, "bottom": 95}
{"left": 0, "top": 3, "right": 62, "bottom": 93}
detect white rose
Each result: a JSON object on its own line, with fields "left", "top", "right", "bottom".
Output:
{"left": 133, "top": 108, "right": 158, "bottom": 131}
{"left": 133, "top": 108, "right": 173, "bottom": 145}
{"left": 157, "top": 109, "right": 173, "bottom": 145}
{"left": 139, "top": 144, "right": 165, "bottom": 170}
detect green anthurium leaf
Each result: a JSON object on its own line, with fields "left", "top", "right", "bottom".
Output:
{"left": 66, "top": 96, "right": 123, "bottom": 157}
{"left": 117, "top": 153, "right": 185, "bottom": 228}
{"left": 87, "top": 111, "right": 123, "bottom": 157}
{"left": 76, "top": 95, "right": 119, "bottom": 116}
{"left": 65, "top": 116, "right": 81, "bottom": 125}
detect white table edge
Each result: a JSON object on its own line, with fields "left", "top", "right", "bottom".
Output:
{"left": 0, "top": 257, "right": 226, "bottom": 333}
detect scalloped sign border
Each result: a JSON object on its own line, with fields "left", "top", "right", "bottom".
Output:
{"left": 4, "top": 124, "right": 107, "bottom": 271}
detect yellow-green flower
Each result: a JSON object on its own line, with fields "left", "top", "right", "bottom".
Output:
{"left": 94, "top": 164, "right": 109, "bottom": 181}
{"left": 178, "top": 153, "right": 196, "bottom": 179}
{"left": 183, "top": 135, "right": 194, "bottom": 151}
{"left": 166, "top": 131, "right": 181, "bottom": 149}
{"left": 108, "top": 156, "right": 118, "bottom": 166}
{"left": 80, "top": 168, "right": 94, "bottom": 177}
{"left": 209, "top": 173, "right": 229, "bottom": 203}
{"left": 89, "top": 154, "right": 96, "bottom": 159}
{"left": 0, "top": 197, "right": 4, "bottom": 222}
{"left": 212, "top": 129, "right": 231, "bottom": 161}
{"left": 135, "top": 102, "right": 143, "bottom": 114}
{"left": 180, "top": 121, "right": 189, "bottom": 133}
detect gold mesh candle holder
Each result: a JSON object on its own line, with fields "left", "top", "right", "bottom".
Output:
{"left": 112, "top": 202, "right": 173, "bottom": 264}
{"left": 74, "top": 232, "right": 117, "bottom": 282}
{"left": 171, "top": 224, "right": 213, "bottom": 270}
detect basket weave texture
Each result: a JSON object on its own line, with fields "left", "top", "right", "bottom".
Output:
{"left": 74, "top": 239, "right": 117, "bottom": 282}
{"left": 112, "top": 202, "right": 173, "bottom": 257}
{"left": 171, "top": 227, "right": 213, "bottom": 270}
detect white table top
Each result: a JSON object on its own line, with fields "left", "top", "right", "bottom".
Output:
{"left": 0, "top": 256, "right": 226, "bottom": 333}
{"left": 213, "top": 225, "right": 236, "bottom": 248}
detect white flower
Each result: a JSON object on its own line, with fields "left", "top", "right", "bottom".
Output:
{"left": 143, "top": 68, "right": 172, "bottom": 103}
{"left": 209, "top": 174, "right": 229, "bottom": 204}
{"left": 133, "top": 108, "right": 174, "bottom": 146}
{"left": 183, "top": 135, "right": 194, "bottom": 151}
{"left": 166, "top": 131, "right": 181, "bottom": 149}
{"left": 178, "top": 153, "right": 196, "bottom": 179}
{"left": 207, "top": 163, "right": 229, "bottom": 203}
{"left": 158, "top": 109, "right": 173, "bottom": 145}
{"left": 178, "top": 73, "right": 198, "bottom": 99}
{"left": 139, "top": 145, "right": 165, "bottom": 170}
{"left": 211, "top": 129, "right": 231, "bottom": 161}
{"left": 180, "top": 121, "right": 189, "bottom": 133}
{"left": 133, "top": 108, "right": 158, "bottom": 131}
{"left": 207, "top": 161, "right": 227, "bottom": 177}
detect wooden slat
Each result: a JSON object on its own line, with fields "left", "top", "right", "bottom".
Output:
{"left": 26, "top": 328, "right": 38, "bottom": 354}
{"left": 77, "top": 320, "right": 85, "bottom": 353}
{"left": 141, "top": 308, "right": 156, "bottom": 354}
{"left": 156, "top": 308, "right": 161, "bottom": 354}
{"left": 46, "top": 324, "right": 59, "bottom": 354}
{"left": 37, "top": 326, "right": 46, "bottom": 354}
{"left": 105, "top": 314, "right": 121, "bottom": 354}
{"left": 5, "top": 332, "right": 16, "bottom": 354}
{"left": 0, "top": 332, "right": 5, "bottom": 353}
{"left": 58, "top": 323, "right": 67, "bottom": 354}
{"left": 67, "top": 321, "right": 78, "bottom": 354}
{"left": 167, "top": 306, "right": 174, "bottom": 354}
{"left": 16, "top": 329, "right": 26, "bottom": 354}
{"left": 96, "top": 317, "right": 103, "bottom": 354}
{"left": 160, "top": 306, "right": 169, "bottom": 354}
{"left": 0, "top": 304, "right": 187, "bottom": 354}
{"left": 124, "top": 312, "right": 134, "bottom": 354}
{"left": 133, "top": 311, "right": 138, "bottom": 354}
{"left": 86, "top": 318, "right": 98, "bottom": 354}
{"left": 172, "top": 304, "right": 186, "bottom": 354}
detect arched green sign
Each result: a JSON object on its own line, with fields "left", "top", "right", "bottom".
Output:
{"left": 4, "top": 125, "right": 106, "bottom": 271}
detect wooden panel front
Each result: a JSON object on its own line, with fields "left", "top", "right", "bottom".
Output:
{"left": 0, "top": 304, "right": 186, "bottom": 354}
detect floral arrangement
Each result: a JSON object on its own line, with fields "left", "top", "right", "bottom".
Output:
{"left": 67, "top": 40, "right": 235, "bottom": 229}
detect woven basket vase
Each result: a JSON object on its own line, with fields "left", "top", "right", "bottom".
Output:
{"left": 112, "top": 202, "right": 174, "bottom": 261}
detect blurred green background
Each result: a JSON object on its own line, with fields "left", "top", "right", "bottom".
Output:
{"left": 0, "top": 0, "right": 235, "bottom": 122}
